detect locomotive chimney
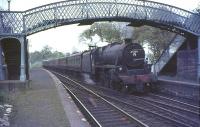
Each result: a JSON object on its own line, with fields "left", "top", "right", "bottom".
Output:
{"left": 124, "top": 38, "right": 132, "bottom": 44}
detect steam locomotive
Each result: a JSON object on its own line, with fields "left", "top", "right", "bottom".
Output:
{"left": 43, "top": 39, "right": 156, "bottom": 93}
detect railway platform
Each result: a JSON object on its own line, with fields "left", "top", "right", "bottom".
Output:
{"left": 156, "top": 76, "right": 200, "bottom": 102}
{"left": 9, "top": 68, "right": 90, "bottom": 127}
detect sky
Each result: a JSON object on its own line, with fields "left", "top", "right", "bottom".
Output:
{"left": 0, "top": 0, "right": 199, "bottom": 53}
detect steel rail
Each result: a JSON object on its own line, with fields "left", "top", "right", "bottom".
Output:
{"left": 89, "top": 83, "right": 199, "bottom": 126}
{"left": 100, "top": 94, "right": 196, "bottom": 127}
{"left": 134, "top": 95, "right": 200, "bottom": 115}
{"left": 66, "top": 75, "right": 199, "bottom": 115}
{"left": 60, "top": 82, "right": 102, "bottom": 127}
{"left": 61, "top": 75, "right": 199, "bottom": 127}
{"left": 85, "top": 84, "right": 199, "bottom": 127}
{"left": 52, "top": 70, "right": 149, "bottom": 127}
{"left": 149, "top": 93, "right": 200, "bottom": 109}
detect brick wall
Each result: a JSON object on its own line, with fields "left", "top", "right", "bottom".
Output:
{"left": 177, "top": 50, "right": 197, "bottom": 81}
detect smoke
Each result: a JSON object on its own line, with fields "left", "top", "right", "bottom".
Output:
{"left": 82, "top": 73, "right": 95, "bottom": 85}
{"left": 121, "top": 26, "right": 134, "bottom": 40}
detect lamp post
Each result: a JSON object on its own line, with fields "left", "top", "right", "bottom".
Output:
{"left": 7, "top": 0, "right": 11, "bottom": 11}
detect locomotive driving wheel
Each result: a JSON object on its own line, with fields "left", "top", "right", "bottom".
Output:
{"left": 104, "top": 71, "right": 110, "bottom": 88}
{"left": 108, "top": 80, "right": 115, "bottom": 89}
{"left": 113, "top": 81, "right": 122, "bottom": 91}
{"left": 121, "top": 84, "right": 129, "bottom": 93}
{"left": 121, "top": 83, "right": 134, "bottom": 94}
{"left": 135, "top": 82, "right": 148, "bottom": 93}
{"left": 104, "top": 70, "right": 116, "bottom": 89}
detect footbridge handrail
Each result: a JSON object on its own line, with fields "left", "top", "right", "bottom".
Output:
{"left": 0, "top": 0, "right": 200, "bottom": 36}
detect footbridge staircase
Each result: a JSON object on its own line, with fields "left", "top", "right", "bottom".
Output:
{"left": 153, "top": 34, "right": 186, "bottom": 75}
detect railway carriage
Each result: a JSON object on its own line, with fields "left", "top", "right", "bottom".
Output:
{"left": 66, "top": 53, "right": 82, "bottom": 72}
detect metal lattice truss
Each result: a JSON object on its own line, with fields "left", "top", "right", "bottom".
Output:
{"left": 0, "top": 0, "right": 200, "bottom": 36}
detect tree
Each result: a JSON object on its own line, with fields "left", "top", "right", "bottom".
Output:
{"left": 79, "top": 22, "right": 124, "bottom": 44}
{"left": 52, "top": 51, "right": 65, "bottom": 58}
{"left": 133, "top": 26, "right": 175, "bottom": 63}
{"left": 30, "top": 51, "right": 42, "bottom": 64}
{"left": 29, "top": 45, "right": 65, "bottom": 68}
{"left": 79, "top": 29, "right": 94, "bottom": 43}
{"left": 79, "top": 22, "right": 175, "bottom": 63}
{"left": 41, "top": 45, "right": 53, "bottom": 59}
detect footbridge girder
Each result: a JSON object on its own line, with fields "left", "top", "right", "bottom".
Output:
{"left": 0, "top": 0, "right": 200, "bottom": 36}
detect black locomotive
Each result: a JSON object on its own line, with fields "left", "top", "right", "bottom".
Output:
{"left": 43, "top": 39, "right": 155, "bottom": 93}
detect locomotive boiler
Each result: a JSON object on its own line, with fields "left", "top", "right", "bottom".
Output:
{"left": 96, "top": 39, "right": 145, "bottom": 68}
{"left": 43, "top": 39, "right": 155, "bottom": 93}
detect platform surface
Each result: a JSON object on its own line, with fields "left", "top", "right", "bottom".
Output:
{"left": 9, "top": 68, "right": 90, "bottom": 127}
{"left": 158, "top": 76, "right": 199, "bottom": 86}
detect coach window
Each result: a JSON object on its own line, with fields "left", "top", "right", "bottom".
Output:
{"left": 73, "top": 57, "right": 75, "bottom": 64}
{"left": 74, "top": 57, "right": 76, "bottom": 65}
{"left": 76, "top": 56, "right": 78, "bottom": 65}
{"left": 66, "top": 58, "right": 68, "bottom": 64}
{"left": 76, "top": 57, "right": 78, "bottom": 65}
{"left": 78, "top": 57, "right": 80, "bottom": 65}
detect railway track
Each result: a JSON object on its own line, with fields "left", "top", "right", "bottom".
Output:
{"left": 52, "top": 71, "right": 147, "bottom": 127}
{"left": 51, "top": 70, "right": 200, "bottom": 127}
{"left": 83, "top": 84, "right": 199, "bottom": 127}
{"left": 70, "top": 74, "right": 200, "bottom": 120}
{"left": 148, "top": 93, "right": 200, "bottom": 109}
{"left": 100, "top": 92, "right": 199, "bottom": 127}
{"left": 138, "top": 93, "right": 200, "bottom": 120}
